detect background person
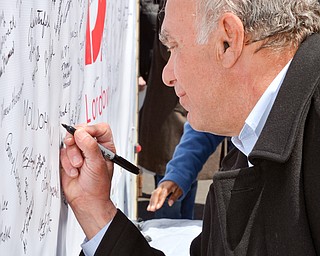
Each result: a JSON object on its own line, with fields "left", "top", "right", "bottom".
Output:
{"left": 148, "top": 121, "right": 226, "bottom": 219}
{"left": 138, "top": 0, "right": 189, "bottom": 219}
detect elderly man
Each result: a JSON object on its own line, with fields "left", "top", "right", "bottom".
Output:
{"left": 60, "top": 0, "right": 320, "bottom": 255}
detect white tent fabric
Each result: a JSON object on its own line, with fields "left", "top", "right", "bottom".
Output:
{"left": 136, "top": 219, "right": 203, "bottom": 256}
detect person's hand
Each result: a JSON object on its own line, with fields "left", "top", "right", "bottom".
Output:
{"left": 138, "top": 76, "right": 147, "bottom": 92}
{"left": 147, "top": 181, "right": 183, "bottom": 212}
{"left": 60, "top": 123, "right": 117, "bottom": 239}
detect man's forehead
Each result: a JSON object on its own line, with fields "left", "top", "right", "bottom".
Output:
{"left": 164, "top": 0, "right": 196, "bottom": 16}
{"left": 161, "top": 0, "right": 196, "bottom": 41}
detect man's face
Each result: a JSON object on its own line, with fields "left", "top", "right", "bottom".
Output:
{"left": 161, "top": 0, "right": 237, "bottom": 135}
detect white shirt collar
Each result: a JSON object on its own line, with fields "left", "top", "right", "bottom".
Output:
{"left": 232, "top": 60, "right": 292, "bottom": 166}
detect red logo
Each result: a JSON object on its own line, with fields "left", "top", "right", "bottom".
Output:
{"left": 85, "top": 0, "right": 107, "bottom": 65}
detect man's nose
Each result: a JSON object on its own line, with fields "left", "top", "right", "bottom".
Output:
{"left": 162, "top": 57, "right": 176, "bottom": 87}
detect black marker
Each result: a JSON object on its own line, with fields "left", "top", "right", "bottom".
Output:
{"left": 61, "top": 124, "right": 140, "bottom": 175}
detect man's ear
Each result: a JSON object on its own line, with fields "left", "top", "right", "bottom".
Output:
{"left": 217, "top": 13, "right": 244, "bottom": 68}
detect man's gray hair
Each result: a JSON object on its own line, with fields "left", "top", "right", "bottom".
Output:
{"left": 196, "top": 0, "right": 320, "bottom": 49}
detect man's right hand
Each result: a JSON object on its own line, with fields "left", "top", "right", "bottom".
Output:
{"left": 147, "top": 180, "right": 183, "bottom": 212}
{"left": 60, "top": 123, "right": 117, "bottom": 240}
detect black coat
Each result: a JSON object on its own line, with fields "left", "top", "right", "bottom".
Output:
{"left": 86, "top": 33, "right": 320, "bottom": 256}
{"left": 192, "top": 33, "right": 320, "bottom": 255}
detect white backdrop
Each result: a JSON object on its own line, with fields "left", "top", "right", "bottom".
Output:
{"left": 0, "top": 0, "right": 138, "bottom": 255}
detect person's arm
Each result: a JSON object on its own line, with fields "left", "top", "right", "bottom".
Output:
{"left": 148, "top": 122, "right": 224, "bottom": 211}
{"left": 60, "top": 123, "right": 164, "bottom": 256}
{"left": 164, "top": 122, "right": 224, "bottom": 195}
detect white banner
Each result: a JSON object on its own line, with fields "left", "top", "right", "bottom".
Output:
{"left": 0, "top": 0, "right": 138, "bottom": 255}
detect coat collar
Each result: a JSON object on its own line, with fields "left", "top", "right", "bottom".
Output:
{"left": 249, "top": 33, "right": 320, "bottom": 164}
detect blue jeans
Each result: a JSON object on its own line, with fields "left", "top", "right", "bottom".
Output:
{"left": 154, "top": 174, "right": 198, "bottom": 219}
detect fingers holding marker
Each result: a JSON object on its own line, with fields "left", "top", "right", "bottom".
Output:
{"left": 83, "top": 123, "right": 116, "bottom": 153}
{"left": 73, "top": 128, "right": 105, "bottom": 162}
{"left": 62, "top": 123, "right": 139, "bottom": 175}
{"left": 60, "top": 147, "right": 79, "bottom": 178}
{"left": 64, "top": 131, "right": 84, "bottom": 168}
{"left": 62, "top": 124, "right": 107, "bottom": 168}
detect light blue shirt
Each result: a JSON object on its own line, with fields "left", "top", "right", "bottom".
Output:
{"left": 232, "top": 60, "right": 292, "bottom": 166}
{"left": 82, "top": 60, "right": 292, "bottom": 256}
{"left": 81, "top": 221, "right": 111, "bottom": 256}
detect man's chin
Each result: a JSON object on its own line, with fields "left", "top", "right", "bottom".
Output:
{"left": 186, "top": 113, "right": 201, "bottom": 131}
{"left": 187, "top": 114, "right": 214, "bottom": 134}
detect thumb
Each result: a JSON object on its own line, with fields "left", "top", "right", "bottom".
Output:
{"left": 74, "top": 128, "right": 104, "bottom": 161}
